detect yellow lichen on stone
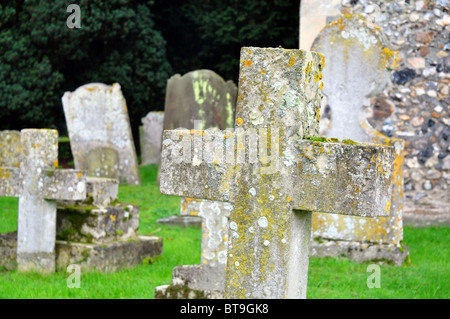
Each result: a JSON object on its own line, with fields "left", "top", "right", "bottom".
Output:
{"left": 288, "top": 57, "right": 296, "bottom": 67}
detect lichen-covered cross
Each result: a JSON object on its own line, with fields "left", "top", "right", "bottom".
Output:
{"left": 0, "top": 129, "right": 86, "bottom": 273}
{"left": 160, "top": 47, "right": 394, "bottom": 299}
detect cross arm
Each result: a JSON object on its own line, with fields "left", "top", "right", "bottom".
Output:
{"left": 160, "top": 129, "right": 235, "bottom": 203}
{"left": 40, "top": 169, "right": 86, "bottom": 201}
{"left": 292, "top": 139, "right": 394, "bottom": 217}
{"left": 0, "top": 166, "right": 86, "bottom": 201}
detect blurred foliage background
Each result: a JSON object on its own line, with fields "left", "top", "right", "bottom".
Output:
{"left": 0, "top": 0, "right": 298, "bottom": 145}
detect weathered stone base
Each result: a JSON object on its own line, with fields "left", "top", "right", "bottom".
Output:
{"left": 155, "top": 265, "right": 224, "bottom": 299}
{"left": 56, "top": 236, "right": 163, "bottom": 272}
{"left": 310, "top": 239, "right": 410, "bottom": 266}
{"left": 17, "top": 252, "right": 55, "bottom": 273}
{"left": 57, "top": 202, "right": 139, "bottom": 244}
{"left": 157, "top": 215, "right": 202, "bottom": 228}
{"left": 0, "top": 234, "right": 163, "bottom": 272}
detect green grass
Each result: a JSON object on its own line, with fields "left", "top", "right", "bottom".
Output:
{"left": 308, "top": 226, "right": 449, "bottom": 299}
{"left": 0, "top": 165, "right": 448, "bottom": 299}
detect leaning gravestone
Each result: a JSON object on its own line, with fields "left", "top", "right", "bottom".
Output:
{"left": 309, "top": 14, "right": 408, "bottom": 265}
{"left": 159, "top": 47, "right": 395, "bottom": 298}
{"left": 158, "top": 70, "right": 237, "bottom": 227}
{"left": 62, "top": 83, "right": 141, "bottom": 185}
{"left": 0, "top": 129, "right": 86, "bottom": 273}
{"left": 140, "top": 111, "right": 164, "bottom": 165}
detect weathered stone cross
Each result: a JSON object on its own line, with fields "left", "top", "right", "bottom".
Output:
{"left": 0, "top": 129, "right": 86, "bottom": 273}
{"left": 160, "top": 47, "right": 394, "bottom": 298}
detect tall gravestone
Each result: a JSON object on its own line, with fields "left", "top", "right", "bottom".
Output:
{"left": 140, "top": 111, "right": 164, "bottom": 165}
{"left": 159, "top": 47, "right": 395, "bottom": 299}
{"left": 62, "top": 83, "right": 141, "bottom": 185}
{"left": 158, "top": 70, "right": 237, "bottom": 227}
{"left": 309, "top": 14, "right": 408, "bottom": 265}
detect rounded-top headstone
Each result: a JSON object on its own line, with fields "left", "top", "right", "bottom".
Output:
{"left": 62, "top": 83, "right": 141, "bottom": 185}
{"left": 311, "top": 14, "right": 399, "bottom": 142}
{"left": 163, "top": 69, "right": 237, "bottom": 131}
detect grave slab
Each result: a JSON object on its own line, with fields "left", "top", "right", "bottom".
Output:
{"left": 54, "top": 175, "right": 162, "bottom": 272}
{"left": 55, "top": 235, "right": 162, "bottom": 272}
{"left": 0, "top": 233, "right": 163, "bottom": 273}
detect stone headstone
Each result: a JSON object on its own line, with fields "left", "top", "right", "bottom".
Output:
{"left": 309, "top": 14, "right": 407, "bottom": 265}
{"left": 62, "top": 83, "right": 141, "bottom": 185}
{"left": 159, "top": 47, "right": 395, "bottom": 299}
{"left": 163, "top": 69, "right": 237, "bottom": 131}
{"left": 158, "top": 70, "right": 238, "bottom": 227}
{"left": 0, "top": 130, "right": 21, "bottom": 168}
{"left": 140, "top": 111, "right": 164, "bottom": 166}
{"left": 0, "top": 129, "right": 86, "bottom": 273}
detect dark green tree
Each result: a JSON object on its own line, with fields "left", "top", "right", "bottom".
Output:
{"left": 0, "top": 0, "right": 172, "bottom": 133}
{"left": 1, "top": 0, "right": 299, "bottom": 136}
{"left": 153, "top": 0, "right": 299, "bottom": 82}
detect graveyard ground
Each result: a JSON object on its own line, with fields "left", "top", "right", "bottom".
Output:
{"left": 0, "top": 165, "right": 448, "bottom": 299}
